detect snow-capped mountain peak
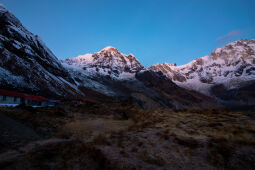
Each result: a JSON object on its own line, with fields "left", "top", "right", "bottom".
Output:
{"left": 101, "top": 46, "right": 118, "bottom": 52}
{"left": 95, "top": 46, "right": 123, "bottom": 58}
{"left": 150, "top": 39, "right": 255, "bottom": 94}
{"left": 63, "top": 47, "right": 145, "bottom": 79}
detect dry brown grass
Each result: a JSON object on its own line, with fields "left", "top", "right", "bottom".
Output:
{"left": 1, "top": 103, "right": 255, "bottom": 169}
{"left": 58, "top": 118, "right": 134, "bottom": 140}
{"left": 139, "top": 109, "right": 255, "bottom": 145}
{"left": 89, "top": 108, "right": 255, "bottom": 169}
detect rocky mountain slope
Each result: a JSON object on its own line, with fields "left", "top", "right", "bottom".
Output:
{"left": 134, "top": 70, "right": 219, "bottom": 109}
{"left": 0, "top": 4, "right": 82, "bottom": 98}
{"left": 62, "top": 48, "right": 219, "bottom": 109}
{"left": 150, "top": 39, "right": 255, "bottom": 108}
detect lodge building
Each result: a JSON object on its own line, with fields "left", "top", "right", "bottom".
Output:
{"left": 0, "top": 89, "right": 59, "bottom": 107}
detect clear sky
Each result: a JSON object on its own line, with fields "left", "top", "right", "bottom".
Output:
{"left": 1, "top": 0, "right": 255, "bottom": 67}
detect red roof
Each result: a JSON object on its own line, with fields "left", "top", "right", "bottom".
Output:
{"left": 0, "top": 89, "right": 26, "bottom": 98}
{"left": 0, "top": 89, "right": 48, "bottom": 101}
{"left": 25, "top": 95, "right": 48, "bottom": 101}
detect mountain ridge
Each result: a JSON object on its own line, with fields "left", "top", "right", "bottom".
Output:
{"left": 150, "top": 39, "right": 255, "bottom": 107}
{"left": 0, "top": 4, "right": 253, "bottom": 109}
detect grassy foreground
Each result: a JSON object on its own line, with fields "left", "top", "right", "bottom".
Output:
{"left": 0, "top": 103, "right": 254, "bottom": 169}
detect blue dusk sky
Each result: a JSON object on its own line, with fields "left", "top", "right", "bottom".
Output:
{"left": 1, "top": 0, "right": 255, "bottom": 67}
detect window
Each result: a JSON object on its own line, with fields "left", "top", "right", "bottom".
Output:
{"left": 3, "top": 96, "right": 6, "bottom": 101}
{"left": 14, "top": 97, "right": 17, "bottom": 102}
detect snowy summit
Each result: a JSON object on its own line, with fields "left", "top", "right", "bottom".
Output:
{"left": 150, "top": 39, "right": 255, "bottom": 94}
{"left": 63, "top": 46, "right": 145, "bottom": 79}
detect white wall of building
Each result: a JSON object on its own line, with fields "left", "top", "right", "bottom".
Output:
{"left": 0, "top": 95, "right": 21, "bottom": 104}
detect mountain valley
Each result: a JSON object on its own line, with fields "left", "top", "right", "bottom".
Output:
{"left": 0, "top": 3, "right": 255, "bottom": 170}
